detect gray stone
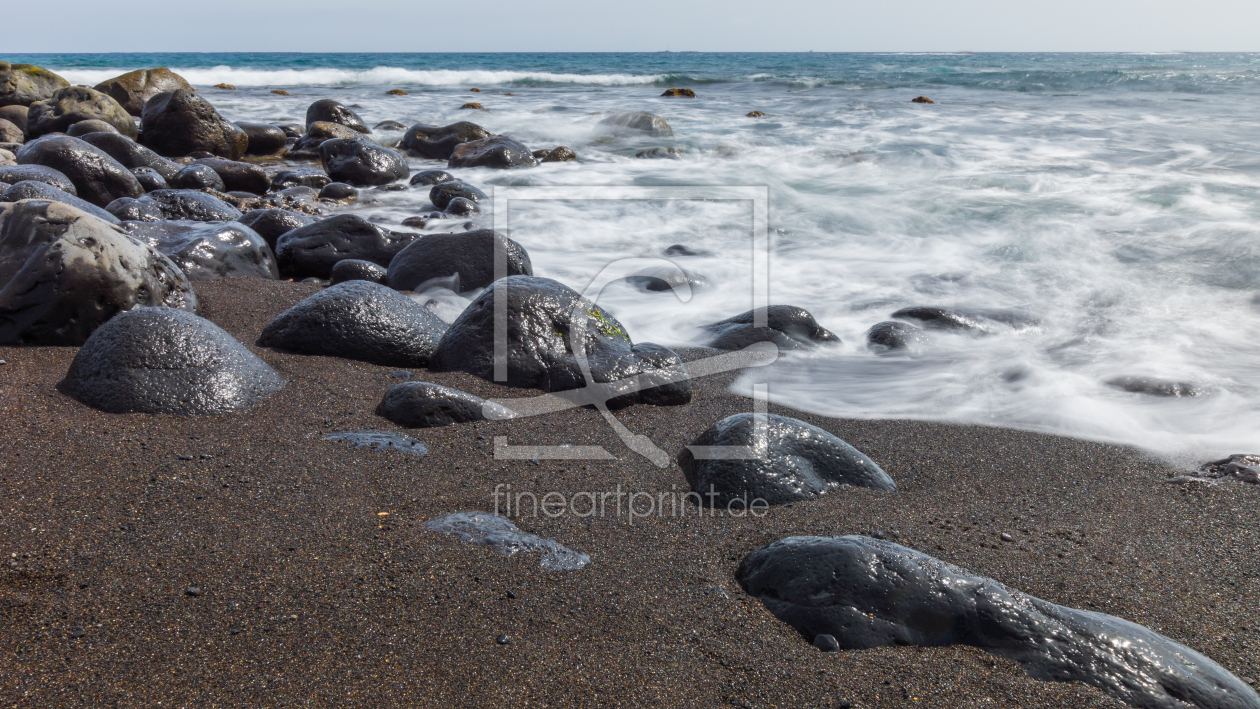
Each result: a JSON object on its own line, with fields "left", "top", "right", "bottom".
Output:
{"left": 598, "top": 112, "right": 674, "bottom": 137}
{"left": 376, "top": 381, "right": 517, "bottom": 428}
{"left": 409, "top": 169, "right": 454, "bottom": 186}
{"left": 867, "top": 320, "right": 926, "bottom": 352}
{"left": 105, "top": 197, "right": 164, "bottom": 222}
{"left": 236, "top": 122, "right": 287, "bottom": 156}
{"left": 65, "top": 119, "right": 120, "bottom": 138}
{"left": 192, "top": 158, "right": 269, "bottom": 194}
{"left": 16, "top": 135, "right": 144, "bottom": 207}
{"left": 121, "top": 220, "right": 278, "bottom": 281}
{"left": 130, "top": 166, "right": 168, "bottom": 192}
{"left": 703, "top": 305, "right": 840, "bottom": 350}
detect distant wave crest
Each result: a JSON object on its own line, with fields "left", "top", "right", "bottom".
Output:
{"left": 55, "top": 65, "right": 670, "bottom": 87}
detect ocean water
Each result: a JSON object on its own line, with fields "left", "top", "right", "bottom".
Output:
{"left": 14, "top": 52, "right": 1260, "bottom": 462}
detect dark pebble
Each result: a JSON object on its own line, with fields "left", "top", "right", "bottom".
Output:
{"left": 185, "top": 586, "right": 202, "bottom": 596}
{"left": 496, "top": 634, "right": 511, "bottom": 645}
{"left": 70, "top": 627, "right": 85, "bottom": 639}
{"left": 177, "top": 454, "right": 193, "bottom": 461}
{"left": 1000, "top": 532, "right": 1014, "bottom": 542}
{"left": 813, "top": 634, "right": 840, "bottom": 652}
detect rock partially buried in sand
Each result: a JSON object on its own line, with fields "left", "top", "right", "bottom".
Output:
{"left": 121, "top": 220, "right": 278, "bottom": 281}
{"left": 274, "top": 213, "right": 417, "bottom": 279}
{"left": 329, "top": 258, "right": 388, "bottom": 285}
{"left": 0, "top": 201, "right": 196, "bottom": 345}
{"left": 319, "top": 137, "right": 408, "bottom": 186}
{"left": 598, "top": 111, "right": 673, "bottom": 137}
{"left": 703, "top": 305, "right": 839, "bottom": 350}
{"left": 425, "top": 511, "right": 590, "bottom": 571}
{"left": 140, "top": 89, "right": 249, "bottom": 160}
{"left": 305, "top": 99, "right": 369, "bottom": 134}
{"left": 259, "top": 280, "right": 447, "bottom": 367}
{"left": 679, "top": 414, "right": 893, "bottom": 508}
{"left": 16, "top": 135, "right": 144, "bottom": 207}
{"left": 911, "top": 96, "right": 935, "bottom": 103}
{"left": 737, "top": 535, "right": 1260, "bottom": 709}
{"left": 93, "top": 67, "right": 192, "bottom": 116}
{"left": 661, "top": 88, "right": 697, "bottom": 97}
{"left": 58, "top": 307, "right": 284, "bottom": 414}
{"left": 324, "top": 430, "right": 427, "bottom": 456}
{"left": 401, "top": 122, "right": 492, "bottom": 160}
{"left": 0, "top": 63, "right": 70, "bottom": 107}
{"left": 1107, "top": 376, "right": 1203, "bottom": 398}
{"left": 387, "top": 229, "right": 532, "bottom": 292}
{"left": 377, "top": 381, "right": 517, "bottom": 428}
{"left": 448, "top": 135, "right": 538, "bottom": 169}
{"left": 26, "top": 86, "right": 137, "bottom": 139}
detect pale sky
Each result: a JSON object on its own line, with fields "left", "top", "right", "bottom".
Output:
{"left": 6, "top": 0, "right": 1258, "bottom": 53}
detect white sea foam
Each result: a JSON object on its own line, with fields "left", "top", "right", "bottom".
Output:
{"left": 54, "top": 66, "right": 668, "bottom": 88}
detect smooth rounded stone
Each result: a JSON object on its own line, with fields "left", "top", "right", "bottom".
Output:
{"left": 259, "top": 281, "right": 447, "bottom": 367}
{"left": 626, "top": 266, "right": 705, "bottom": 292}
{"left": 736, "top": 535, "right": 1260, "bottom": 709}
{"left": 79, "top": 131, "right": 182, "bottom": 180}
{"left": 892, "top": 305, "right": 1038, "bottom": 332}
{"left": 0, "top": 147, "right": 16, "bottom": 166}
{"left": 377, "top": 381, "right": 516, "bottom": 428}
{"left": 703, "top": 305, "right": 840, "bottom": 350}
{"left": 93, "top": 68, "right": 192, "bottom": 116}
{"left": 1, "top": 180, "right": 120, "bottom": 223}
{"left": 305, "top": 99, "right": 368, "bottom": 133}
{"left": 866, "top": 320, "right": 926, "bottom": 352}
{"left": 64, "top": 119, "right": 120, "bottom": 138}
{"left": 130, "top": 166, "right": 168, "bottom": 191}
{"left": 235, "top": 208, "right": 314, "bottom": 250}
{"left": 236, "top": 122, "right": 286, "bottom": 156}
{"left": 1106, "top": 376, "right": 1203, "bottom": 398}
{"left": 329, "top": 258, "right": 388, "bottom": 285}
{"left": 170, "top": 163, "right": 225, "bottom": 191}
{"left": 0, "top": 105, "right": 29, "bottom": 134}
{"left": 318, "top": 182, "right": 358, "bottom": 201}
{"left": 16, "top": 135, "right": 144, "bottom": 207}
{"left": 274, "top": 213, "right": 418, "bottom": 279}
{"left": 276, "top": 123, "right": 303, "bottom": 139}
{"left": 136, "top": 189, "right": 242, "bottom": 221}
{"left": 443, "top": 196, "right": 478, "bottom": 216}
{"left": 0, "top": 201, "right": 196, "bottom": 345}
{"left": 324, "top": 430, "right": 427, "bottom": 456}
{"left": 290, "top": 121, "right": 364, "bottom": 154}
{"left": 661, "top": 88, "right": 697, "bottom": 97}
{"left": 190, "top": 158, "right": 269, "bottom": 194}
{"left": 387, "top": 229, "right": 531, "bottom": 292}
{"left": 105, "top": 197, "right": 165, "bottom": 222}
{"left": 540, "top": 340, "right": 692, "bottom": 410}
{"left": 541, "top": 145, "right": 576, "bottom": 163}
{"left": 401, "top": 216, "right": 427, "bottom": 229}
{"left": 0, "top": 118, "right": 23, "bottom": 144}
{"left": 678, "top": 413, "right": 894, "bottom": 508}
{"left": 318, "top": 138, "right": 408, "bottom": 186}
{"left": 448, "top": 135, "right": 538, "bottom": 169}
{"left": 58, "top": 307, "right": 283, "bottom": 414}
{"left": 121, "top": 220, "right": 278, "bottom": 281}
{"left": 409, "top": 169, "right": 454, "bottom": 186}
{"left": 401, "top": 121, "right": 492, "bottom": 160}
{"left": 27, "top": 87, "right": 137, "bottom": 139}
{"left": 0, "top": 164, "right": 75, "bottom": 193}
{"left": 425, "top": 511, "right": 590, "bottom": 571}
{"left": 598, "top": 111, "right": 674, "bottom": 137}
{"left": 270, "top": 167, "right": 331, "bottom": 190}
{"left": 374, "top": 119, "right": 407, "bottom": 130}
{"left": 429, "top": 181, "right": 486, "bottom": 210}
{"left": 140, "top": 89, "right": 249, "bottom": 160}
{"left": 813, "top": 634, "right": 840, "bottom": 652}
{"left": 0, "top": 63, "right": 70, "bottom": 108}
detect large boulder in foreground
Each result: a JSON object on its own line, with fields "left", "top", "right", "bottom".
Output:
{"left": 93, "top": 67, "right": 192, "bottom": 116}
{"left": 27, "top": 87, "right": 137, "bottom": 139}
{"left": 0, "top": 63, "right": 70, "bottom": 107}
{"left": 448, "top": 135, "right": 538, "bottom": 169}
{"left": 305, "top": 99, "right": 368, "bottom": 133}
{"left": 59, "top": 307, "right": 284, "bottom": 414}
{"left": 0, "top": 201, "right": 196, "bottom": 345}
{"left": 121, "top": 220, "right": 278, "bottom": 281}
{"left": 597, "top": 112, "right": 673, "bottom": 137}
{"left": 377, "top": 381, "right": 516, "bottom": 428}
{"left": 679, "top": 413, "right": 894, "bottom": 508}
{"left": 387, "top": 229, "right": 531, "bottom": 292}
{"left": 259, "top": 281, "right": 447, "bottom": 367}
{"left": 140, "top": 89, "right": 248, "bottom": 160}
{"left": 16, "top": 135, "right": 144, "bottom": 207}
{"left": 401, "top": 122, "right": 491, "bottom": 159}
{"left": 319, "top": 138, "right": 408, "bottom": 186}
{"left": 703, "top": 305, "right": 839, "bottom": 350}
{"left": 79, "top": 131, "right": 182, "bottom": 181}
{"left": 737, "top": 536, "right": 1260, "bottom": 709}
{"left": 274, "top": 213, "right": 418, "bottom": 279}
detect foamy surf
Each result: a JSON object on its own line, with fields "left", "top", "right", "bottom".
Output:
{"left": 54, "top": 66, "right": 670, "bottom": 88}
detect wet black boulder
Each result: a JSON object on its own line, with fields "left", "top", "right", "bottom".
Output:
{"left": 65, "top": 119, "right": 120, "bottom": 137}
{"left": 121, "top": 220, "right": 278, "bottom": 281}
{"left": 410, "top": 169, "right": 454, "bottom": 186}
{"left": 736, "top": 535, "right": 1260, "bottom": 709}
{"left": 235, "top": 208, "right": 314, "bottom": 250}
{"left": 429, "top": 181, "right": 486, "bottom": 211}
{"left": 1, "top": 180, "right": 120, "bottom": 223}
{"left": 130, "top": 166, "right": 167, "bottom": 191}
{"left": 679, "top": 414, "right": 893, "bottom": 508}
{"left": 79, "top": 131, "right": 182, "bottom": 181}
{"left": 866, "top": 320, "right": 926, "bottom": 352}
{"left": 0, "top": 201, "right": 196, "bottom": 346}
{"left": 105, "top": 197, "right": 165, "bottom": 222}
{"left": 703, "top": 305, "right": 839, "bottom": 350}
{"left": 136, "top": 189, "right": 242, "bottom": 221}
{"left": 274, "top": 213, "right": 419, "bottom": 279}
{"left": 318, "top": 182, "right": 358, "bottom": 201}
{"left": 290, "top": 121, "right": 364, "bottom": 155}
{"left": 377, "top": 381, "right": 517, "bottom": 428}
{"left": 26, "top": 86, "right": 137, "bottom": 139}
{"left": 236, "top": 122, "right": 287, "bottom": 155}
{"left": 305, "top": 99, "right": 368, "bottom": 134}
{"left": 170, "top": 163, "right": 225, "bottom": 191}
{"left": 329, "top": 258, "right": 388, "bottom": 285}
{"left": 0, "top": 164, "right": 75, "bottom": 193}
{"left": 448, "top": 135, "right": 538, "bottom": 169}
{"left": 892, "top": 306, "right": 1038, "bottom": 333}
{"left": 271, "top": 168, "right": 331, "bottom": 191}
{"left": 1106, "top": 376, "right": 1203, "bottom": 398}
{"left": 401, "top": 122, "right": 492, "bottom": 160}
{"left": 16, "top": 135, "right": 144, "bottom": 207}
{"left": 58, "top": 307, "right": 284, "bottom": 414}
{"left": 192, "top": 158, "right": 269, "bottom": 194}
{"left": 140, "top": 89, "right": 249, "bottom": 160}
{"left": 319, "top": 138, "right": 408, "bottom": 187}
{"left": 259, "top": 281, "right": 448, "bottom": 367}
{"left": 387, "top": 229, "right": 531, "bottom": 292}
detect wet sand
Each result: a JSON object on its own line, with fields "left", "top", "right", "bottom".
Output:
{"left": 1, "top": 277, "right": 1256, "bottom": 708}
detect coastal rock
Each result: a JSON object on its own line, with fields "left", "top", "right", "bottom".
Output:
{"left": 0, "top": 63, "right": 70, "bottom": 107}
{"left": 105, "top": 197, "right": 164, "bottom": 222}
{"left": 460, "top": 102, "right": 486, "bottom": 110}
{"left": 746, "top": 111, "right": 766, "bottom": 118}
{"left": 541, "top": 146, "right": 577, "bottom": 162}
{"left": 92, "top": 67, "right": 192, "bottom": 116}
{"left": 661, "top": 88, "right": 697, "bottom": 97}
{"left": 892, "top": 306, "right": 1038, "bottom": 332}
{"left": 429, "top": 181, "right": 487, "bottom": 210}
{"left": 736, "top": 535, "right": 1260, "bottom": 709}
{"left": 448, "top": 135, "right": 538, "bottom": 169}
{"left": 409, "top": 169, "right": 454, "bottom": 186}
{"left": 401, "top": 122, "right": 492, "bottom": 160}
{"left": 911, "top": 96, "right": 935, "bottom": 103}
{"left": 79, "top": 132, "right": 182, "bottom": 180}
{"left": 329, "top": 258, "right": 388, "bottom": 285}
{"left": 0, "top": 118, "right": 23, "bottom": 144}
{"left": 259, "top": 281, "right": 447, "bottom": 367}
{"left": 385, "top": 89, "right": 408, "bottom": 96}
{"left": 1106, "top": 376, "right": 1203, "bottom": 398}
{"left": 626, "top": 266, "right": 705, "bottom": 292}
{"left": 271, "top": 168, "right": 331, "bottom": 191}
{"left": 0, "top": 105, "right": 29, "bottom": 135}
{"left": 318, "top": 182, "right": 358, "bottom": 201}
{"left": 425, "top": 511, "right": 590, "bottom": 571}
{"left": 374, "top": 120, "right": 407, "bottom": 130}
{"left": 443, "top": 197, "right": 478, "bottom": 216}
{"left": 377, "top": 381, "right": 516, "bottom": 428}
{"left": 1186, "top": 454, "right": 1260, "bottom": 484}
{"left": 635, "top": 147, "right": 682, "bottom": 160}
{"left": 140, "top": 89, "right": 249, "bottom": 160}
{"left": 319, "top": 138, "right": 408, "bottom": 186}
{"left": 65, "top": 119, "right": 120, "bottom": 137}
{"left": 27, "top": 87, "right": 137, "bottom": 139}
{"left": 703, "top": 305, "right": 839, "bottom": 350}
{"left": 305, "top": 99, "right": 369, "bottom": 134}
{"left": 121, "top": 220, "right": 278, "bottom": 281}
{"left": 290, "top": 121, "right": 363, "bottom": 154}
{"left": 679, "top": 414, "right": 894, "bottom": 508}
{"left": 136, "top": 189, "right": 242, "bottom": 221}
{"left": 1, "top": 180, "right": 120, "bottom": 223}
{"left": 598, "top": 112, "right": 673, "bottom": 137}
{"left": 866, "top": 320, "right": 926, "bottom": 352}
{"left": 0, "top": 164, "right": 75, "bottom": 193}
{"left": 235, "top": 208, "right": 314, "bottom": 250}
{"left": 129, "top": 166, "right": 167, "bottom": 191}
{"left": 171, "top": 163, "right": 225, "bottom": 191}
{"left": 192, "top": 158, "right": 269, "bottom": 194}
{"left": 236, "top": 122, "right": 287, "bottom": 156}
{"left": 59, "top": 307, "right": 283, "bottom": 414}
{"left": 0, "top": 201, "right": 195, "bottom": 346}
{"left": 274, "top": 213, "right": 418, "bottom": 279}
{"left": 387, "top": 229, "right": 532, "bottom": 292}
{"left": 16, "top": 135, "right": 144, "bottom": 207}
